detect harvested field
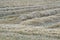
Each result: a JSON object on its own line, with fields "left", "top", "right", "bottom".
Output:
{"left": 0, "top": 0, "right": 60, "bottom": 40}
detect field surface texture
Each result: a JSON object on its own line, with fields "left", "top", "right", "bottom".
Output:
{"left": 0, "top": 0, "right": 60, "bottom": 40}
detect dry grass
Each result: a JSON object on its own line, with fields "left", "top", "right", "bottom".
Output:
{"left": 47, "top": 22, "right": 60, "bottom": 28}
{"left": 0, "top": 0, "right": 60, "bottom": 7}
{"left": 0, "top": 0, "right": 60, "bottom": 40}
{"left": 20, "top": 15, "right": 60, "bottom": 26}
